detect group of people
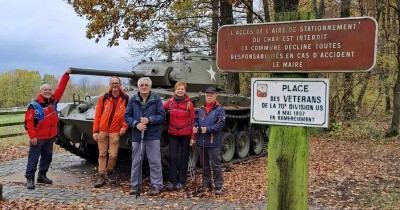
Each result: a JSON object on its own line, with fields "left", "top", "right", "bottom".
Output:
{"left": 24, "top": 68, "right": 226, "bottom": 196}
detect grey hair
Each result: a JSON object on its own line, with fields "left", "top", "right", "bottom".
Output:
{"left": 39, "top": 83, "right": 51, "bottom": 91}
{"left": 109, "top": 76, "right": 121, "bottom": 84}
{"left": 137, "top": 77, "right": 152, "bottom": 87}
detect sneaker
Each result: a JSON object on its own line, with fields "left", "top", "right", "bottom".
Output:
{"left": 37, "top": 174, "right": 53, "bottom": 184}
{"left": 129, "top": 186, "right": 139, "bottom": 195}
{"left": 94, "top": 174, "right": 106, "bottom": 188}
{"left": 149, "top": 186, "right": 160, "bottom": 196}
{"left": 215, "top": 187, "right": 223, "bottom": 195}
{"left": 175, "top": 183, "right": 183, "bottom": 191}
{"left": 166, "top": 183, "right": 175, "bottom": 191}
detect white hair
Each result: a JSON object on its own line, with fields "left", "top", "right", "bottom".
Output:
{"left": 137, "top": 77, "right": 152, "bottom": 87}
{"left": 39, "top": 84, "right": 51, "bottom": 91}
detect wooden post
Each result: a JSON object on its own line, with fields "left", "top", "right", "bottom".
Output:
{"left": 267, "top": 70, "right": 310, "bottom": 210}
{"left": 268, "top": 125, "right": 309, "bottom": 210}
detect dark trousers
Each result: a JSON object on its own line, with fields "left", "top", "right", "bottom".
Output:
{"left": 168, "top": 135, "right": 190, "bottom": 185}
{"left": 198, "top": 146, "right": 223, "bottom": 189}
{"left": 25, "top": 138, "right": 54, "bottom": 178}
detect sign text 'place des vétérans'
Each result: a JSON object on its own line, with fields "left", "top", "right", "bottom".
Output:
{"left": 251, "top": 78, "right": 329, "bottom": 127}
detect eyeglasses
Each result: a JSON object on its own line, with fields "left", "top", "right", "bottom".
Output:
{"left": 111, "top": 82, "right": 120, "bottom": 85}
{"left": 139, "top": 84, "right": 150, "bottom": 87}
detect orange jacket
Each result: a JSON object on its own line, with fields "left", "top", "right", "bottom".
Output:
{"left": 93, "top": 88, "right": 129, "bottom": 133}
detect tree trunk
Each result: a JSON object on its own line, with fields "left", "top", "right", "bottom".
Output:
{"left": 389, "top": 63, "right": 400, "bottom": 136}
{"left": 387, "top": 1, "right": 400, "bottom": 136}
{"left": 263, "top": 0, "right": 270, "bottom": 22}
{"left": 220, "top": 0, "right": 240, "bottom": 94}
{"left": 356, "top": 72, "right": 372, "bottom": 110}
{"left": 245, "top": 0, "right": 253, "bottom": 23}
{"left": 385, "top": 68, "right": 391, "bottom": 112}
{"left": 340, "top": 0, "right": 355, "bottom": 120}
{"left": 312, "top": 0, "right": 325, "bottom": 19}
{"left": 210, "top": 0, "right": 219, "bottom": 57}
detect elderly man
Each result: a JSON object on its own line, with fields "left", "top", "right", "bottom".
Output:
{"left": 191, "top": 87, "right": 225, "bottom": 195}
{"left": 124, "top": 77, "right": 165, "bottom": 196}
{"left": 24, "top": 68, "right": 71, "bottom": 189}
{"left": 93, "top": 76, "right": 129, "bottom": 188}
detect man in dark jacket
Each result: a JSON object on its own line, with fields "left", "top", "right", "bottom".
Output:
{"left": 124, "top": 77, "right": 165, "bottom": 196}
{"left": 24, "top": 68, "right": 71, "bottom": 189}
{"left": 191, "top": 87, "right": 225, "bottom": 195}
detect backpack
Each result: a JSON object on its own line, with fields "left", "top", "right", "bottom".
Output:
{"left": 29, "top": 100, "right": 57, "bottom": 121}
{"left": 26, "top": 100, "right": 57, "bottom": 128}
{"left": 102, "top": 92, "right": 129, "bottom": 106}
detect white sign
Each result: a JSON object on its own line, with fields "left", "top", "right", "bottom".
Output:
{"left": 251, "top": 78, "right": 329, "bottom": 128}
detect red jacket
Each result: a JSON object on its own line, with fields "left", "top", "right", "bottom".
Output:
{"left": 25, "top": 73, "right": 70, "bottom": 140}
{"left": 163, "top": 95, "right": 195, "bottom": 136}
{"left": 93, "top": 88, "right": 129, "bottom": 133}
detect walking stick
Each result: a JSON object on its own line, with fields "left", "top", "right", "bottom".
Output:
{"left": 202, "top": 129, "right": 205, "bottom": 193}
{"left": 192, "top": 133, "right": 198, "bottom": 195}
{"left": 136, "top": 130, "right": 144, "bottom": 199}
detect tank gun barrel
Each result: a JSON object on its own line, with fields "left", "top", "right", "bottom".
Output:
{"left": 69, "top": 67, "right": 135, "bottom": 78}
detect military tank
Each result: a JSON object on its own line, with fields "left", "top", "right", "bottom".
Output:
{"left": 56, "top": 54, "right": 268, "bottom": 167}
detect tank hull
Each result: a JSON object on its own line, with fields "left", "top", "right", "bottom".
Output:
{"left": 57, "top": 55, "right": 268, "bottom": 169}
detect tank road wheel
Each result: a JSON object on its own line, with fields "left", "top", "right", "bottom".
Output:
{"left": 235, "top": 131, "right": 250, "bottom": 158}
{"left": 221, "top": 132, "right": 235, "bottom": 162}
{"left": 250, "top": 129, "right": 264, "bottom": 155}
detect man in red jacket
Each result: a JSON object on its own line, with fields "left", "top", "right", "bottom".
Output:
{"left": 92, "top": 76, "right": 129, "bottom": 188}
{"left": 24, "top": 68, "right": 71, "bottom": 189}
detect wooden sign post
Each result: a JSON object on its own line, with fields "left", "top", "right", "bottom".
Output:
{"left": 217, "top": 17, "right": 377, "bottom": 210}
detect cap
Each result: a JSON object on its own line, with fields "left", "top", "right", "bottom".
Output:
{"left": 205, "top": 87, "right": 217, "bottom": 94}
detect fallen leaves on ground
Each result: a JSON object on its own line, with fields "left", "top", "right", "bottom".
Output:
{"left": 2, "top": 135, "right": 400, "bottom": 209}
{"left": 0, "top": 145, "right": 64, "bottom": 162}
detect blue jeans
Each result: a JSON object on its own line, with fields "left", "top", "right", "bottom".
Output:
{"left": 25, "top": 138, "right": 54, "bottom": 178}
{"left": 198, "top": 147, "right": 223, "bottom": 189}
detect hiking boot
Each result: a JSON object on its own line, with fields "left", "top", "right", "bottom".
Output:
{"left": 215, "top": 187, "right": 223, "bottom": 195}
{"left": 175, "top": 183, "right": 183, "bottom": 191}
{"left": 26, "top": 177, "right": 35, "bottom": 190}
{"left": 166, "top": 182, "right": 175, "bottom": 191}
{"left": 94, "top": 174, "right": 106, "bottom": 188}
{"left": 129, "top": 186, "right": 139, "bottom": 195}
{"left": 149, "top": 186, "right": 160, "bottom": 196}
{"left": 37, "top": 174, "right": 53, "bottom": 184}
{"left": 198, "top": 185, "right": 211, "bottom": 193}
{"left": 106, "top": 170, "right": 116, "bottom": 184}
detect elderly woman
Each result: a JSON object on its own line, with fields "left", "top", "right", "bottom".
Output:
{"left": 163, "top": 82, "right": 195, "bottom": 191}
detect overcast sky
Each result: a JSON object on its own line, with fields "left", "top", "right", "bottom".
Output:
{"left": 0, "top": 0, "right": 134, "bottom": 78}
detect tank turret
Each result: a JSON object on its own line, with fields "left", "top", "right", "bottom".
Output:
{"left": 70, "top": 54, "right": 224, "bottom": 92}
{"left": 57, "top": 54, "right": 268, "bottom": 169}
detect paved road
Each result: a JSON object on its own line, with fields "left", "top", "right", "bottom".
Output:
{"left": 0, "top": 152, "right": 266, "bottom": 209}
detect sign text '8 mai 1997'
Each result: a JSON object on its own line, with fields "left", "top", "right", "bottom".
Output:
{"left": 217, "top": 17, "right": 377, "bottom": 73}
